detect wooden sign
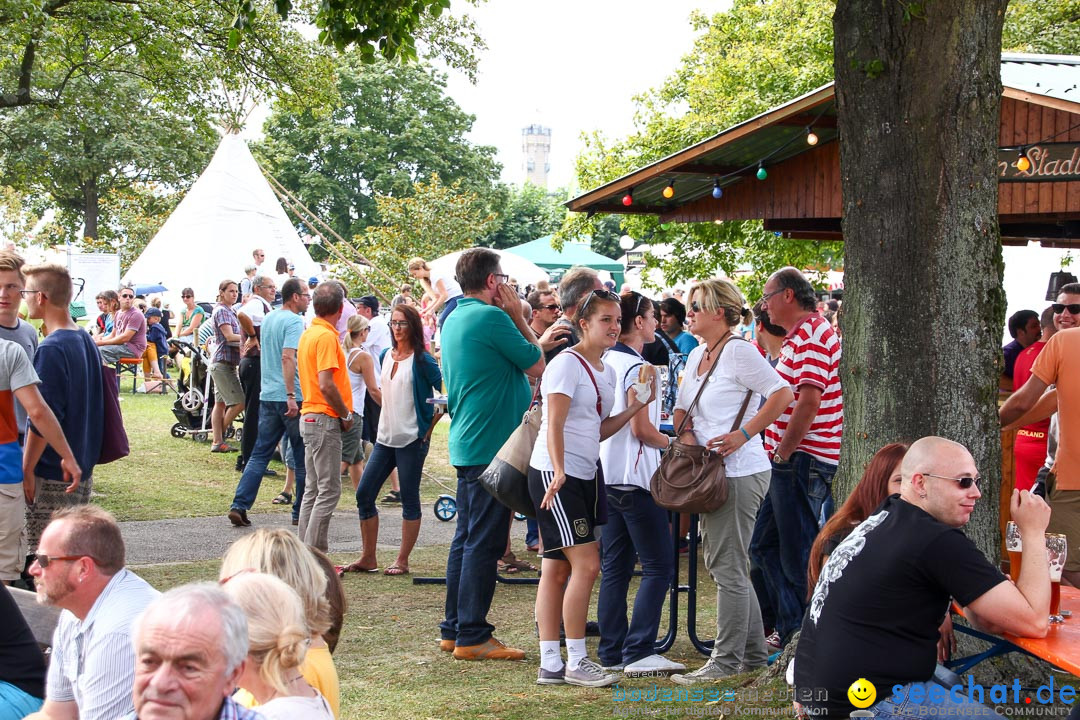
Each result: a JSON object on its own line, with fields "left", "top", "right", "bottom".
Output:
{"left": 999, "top": 142, "right": 1080, "bottom": 182}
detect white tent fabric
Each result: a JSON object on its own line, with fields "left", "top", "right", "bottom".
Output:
{"left": 430, "top": 248, "right": 550, "bottom": 287}
{"left": 123, "top": 133, "right": 320, "bottom": 304}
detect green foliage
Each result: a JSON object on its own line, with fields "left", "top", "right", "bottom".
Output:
{"left": 254, "top": 54, "right": 501, "bottom": 244}
{"left": 1002, "top": 0, "right": 1080, "bottom": 55}
{"left": 0, "top": 186, "right": 41, "bottom": 250}
{"left": 75, "top": 184, "right": 183, "bottom": 274}
{"left": 483, "top": 183, "right": 567, "bottom": 249}
{"left": 338, "top": 174, "right": 495, "bottom": 299}
{"left": 0, "top": 71, "right": 217, "bottom": 241}
{"left": 564, "top": 0, "right": 838, "bottom": 287}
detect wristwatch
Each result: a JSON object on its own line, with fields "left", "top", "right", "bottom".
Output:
{"left": 286, "top": 393, "right": 295, "bottom": 399}
{"left": 342, "top": 411, "right": 354, "bottom": 422}
{"left": 772, "top": 450, "right": 787, "bottom": 464}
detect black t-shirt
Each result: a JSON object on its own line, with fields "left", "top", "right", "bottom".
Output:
{"left": 794, "top": 496, "right": 1005, "bottom": 718}
{"left": 0, "top": 586, "right": 47, "bottom": 699}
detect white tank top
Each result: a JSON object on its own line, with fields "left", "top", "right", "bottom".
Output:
{"left": 346, "top": 346, "right": 368, "bottom": 413}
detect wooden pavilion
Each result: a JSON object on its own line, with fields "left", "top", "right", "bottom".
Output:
{"left": 567, "top": 54, "right": 1080, "bottom": 248}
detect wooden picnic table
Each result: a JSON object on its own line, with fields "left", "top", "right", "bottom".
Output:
{"left": 952, "top": 585, "right": 1080, "bottom": 676}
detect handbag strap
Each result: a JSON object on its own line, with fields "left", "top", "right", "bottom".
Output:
{"left": 675, "top": 333, "right": 737, "bottom": 436}
{"left": 730, "top": 388, "right": 754, "bottom": 433}
{"left": 566, "top": 350, "right": 602, "bottom": 417}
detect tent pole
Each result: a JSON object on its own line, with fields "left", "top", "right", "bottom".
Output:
{"left": 261, "top": 174, "right": 390, "bottom": 305}
{"left": 258, "top": 166, "right": 400, "bottom": 290}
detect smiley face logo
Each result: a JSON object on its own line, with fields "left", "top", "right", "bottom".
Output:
{"left": 847, "top": 678, "right": 876, "bottom": 709}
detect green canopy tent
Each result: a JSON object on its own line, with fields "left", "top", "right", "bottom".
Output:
{"left": 503, "top": 236, "right": 625, "bottom": 287}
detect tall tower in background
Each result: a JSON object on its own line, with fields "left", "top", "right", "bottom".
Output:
{"left": 522, "top": 124, "right": 551, "bottom": 187}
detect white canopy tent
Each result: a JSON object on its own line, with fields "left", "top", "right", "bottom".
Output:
{"left": 123, "top": 133, "right": 320, "bottom": 304}
{"left": 429, "top": 248, "right": 550, "bottom": 287}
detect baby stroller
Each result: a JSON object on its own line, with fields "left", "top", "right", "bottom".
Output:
{"left": 168, "top": 337, "right": 243, "bottom": 443}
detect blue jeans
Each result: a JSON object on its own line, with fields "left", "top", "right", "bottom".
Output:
{"left": 0, "top": 680, "right": 42, "bottom": 719}
{"left": 869, "top": 679, "right": 996, "bottom": 718}
{"left": 526, "top": 517, "right": 539, "bottom": 548}
{"left": 355, "top": 438, "right": 429, "bottom": 521}
{"left": 749, "top": 451, "right": 835, "bottom": 642}
{"left": 438, "top": 295, "right": 462, "bottom": 328}
{"left": 440, "top": 464, "right": 513, "bottom": 646}
{"left": 597, "top": 487, "right": 673, "bottom": 666}
{"left": 230, "top": 400, "right": 306, "bottom": 520}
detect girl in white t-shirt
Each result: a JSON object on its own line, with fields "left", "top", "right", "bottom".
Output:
{"left": 407, "top": 257, "right": 464, "bottom": 328}
{"left": 528, "top": 289, "right": 653, "bottom": 689}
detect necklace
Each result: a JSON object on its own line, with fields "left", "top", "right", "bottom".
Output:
{"left": 702, "top": 334, "right": 730, "bottom": 363}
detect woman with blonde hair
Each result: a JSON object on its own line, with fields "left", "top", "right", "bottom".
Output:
{"left": 668, "top": 278, "right": 793, "bottom": 685}
{"left": 220, "top": 529, "right": 340, "bottom": 717}
{"left": 340, "top": 314, "right": 381, "bottom": 491}
{"left": 406, "top": 256, "right": 463, "bottom": 327}
{"left": 221, "top": 573, "right": 333, "bottom": 719}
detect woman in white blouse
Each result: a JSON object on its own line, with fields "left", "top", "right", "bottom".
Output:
{"left": 668, "top": 279, "right": 793, "bottom": 685}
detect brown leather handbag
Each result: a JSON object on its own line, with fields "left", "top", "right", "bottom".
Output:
{"left": 650, "top": 334, "right": 752, "bottom": 514}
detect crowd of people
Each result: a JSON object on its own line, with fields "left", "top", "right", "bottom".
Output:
{"left": 1, "top": 242, "right": 1076, "bottom": 719}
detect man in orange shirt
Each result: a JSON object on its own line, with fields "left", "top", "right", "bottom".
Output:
{"left": 1001, "top": 303, "right": 1080, "bottom": 586}
{"left": 296, "top": 282, "right": 354, "bottom": 551}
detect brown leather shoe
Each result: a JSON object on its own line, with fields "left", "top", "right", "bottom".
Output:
{"left": 452, "top": 637, "right": 526, "bottom": 661}
{"left": 439, "top": 639, "right": 455, "bottom": 653}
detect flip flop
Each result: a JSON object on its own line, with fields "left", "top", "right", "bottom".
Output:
{"left": 339, "top": 559, "right": 379, "bottom": 574}
{"left": 271, "top": 492, "right": 292, "bottom": 505}
{"left": 384, "top": 564, "right": 410, "bottom": 576}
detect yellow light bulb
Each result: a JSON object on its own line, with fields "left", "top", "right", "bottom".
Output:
{"left": 662, "top": 184, "right": 674, "bottom": 199}
{"left": 806, "top": 131, "right": 819, "bottom": 146}
{"left": 1017, "top": 154, "right": 1031, "bottom": 173}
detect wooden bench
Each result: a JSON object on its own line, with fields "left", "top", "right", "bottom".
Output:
{"left": 10, "top": 585, "right": 61, "bottom": 660}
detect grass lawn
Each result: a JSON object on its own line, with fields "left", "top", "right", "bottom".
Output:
{"left": 108, "top": 391, "right": 790, "bottom": 718}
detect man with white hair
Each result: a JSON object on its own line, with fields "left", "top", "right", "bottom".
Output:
{"left": 127, "top": 583, "right": 261, "bottom": 720}
{"left": 794, "top": 436, "right": 1051, "bottom": 719}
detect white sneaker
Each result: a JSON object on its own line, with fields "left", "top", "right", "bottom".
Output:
{"left": 624, "top": 654, "right": 687, "bottom": 675}
{"left": 670, "top": 660, "right": 739, "bottom": 686}
{"left": 765, "top": 631, "right": 783, "bottom": 652}
{"left": 564, "top": 657, "right": 620, "bottom": 688}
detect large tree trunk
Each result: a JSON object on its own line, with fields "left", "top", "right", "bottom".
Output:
{"left": 82, "top": 179, "right": 99, "bottom": 241}
{"left": 833, "top": 0, "right": 1007, "bottom": 559}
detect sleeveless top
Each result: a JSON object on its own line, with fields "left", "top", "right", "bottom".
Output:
{"left": 346, "top": 346, "right": 368, "bottom": 414}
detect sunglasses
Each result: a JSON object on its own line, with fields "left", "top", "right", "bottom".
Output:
{"left": 120, "top": 293, "right": 134, "bottom": 299}
{"left": 540, "top": 304, "right": 561, "bottom": 311}
{"left": 33, "top": 552, "right": 90, "bottom": 568}
{"left": 181, "top": 294, "right": 193, "bottom": 299}
{"left": 580, "top": 289, "right": 620, "bottom": 315}
{"left": 922, "top": 472, "right": 982, "bottom": 490}
{"left": 1052, "top": 303, "right": 1080, "bottom": 314}
{"left": 690, "top": 301, "right": 701, "bottom": 313}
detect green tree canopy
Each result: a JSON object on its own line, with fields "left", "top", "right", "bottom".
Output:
{"left": 339, "top": 174, "right": 496, "bottom": 300}
{"left": 483, "top": 183, "right": 566, "bottom": 250}
{"left": 254, "top": 54, "right": 502, "bottom": 244}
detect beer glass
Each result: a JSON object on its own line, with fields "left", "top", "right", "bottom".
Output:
{"left": 1047, "top": 533, "right": 1067, "bottom": 624}
{"left": 1006, "top": 521, "right": 1022, "bottom": 584}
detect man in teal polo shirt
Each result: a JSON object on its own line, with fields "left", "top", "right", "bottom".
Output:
{"left": 439, "top": 247, "right": 544, "bottom": 661}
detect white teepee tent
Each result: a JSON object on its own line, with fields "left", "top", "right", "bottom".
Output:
{"left": 124, "top": 133, "right": 320, "bottom": 303}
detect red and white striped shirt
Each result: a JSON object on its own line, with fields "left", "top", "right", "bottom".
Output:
{"left": 764, "top": 314, "right": 842, "bottom": 464}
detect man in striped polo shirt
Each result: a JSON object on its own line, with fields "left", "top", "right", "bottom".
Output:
{"left": 750, "top": 267, "right": 843, "bottom": 648}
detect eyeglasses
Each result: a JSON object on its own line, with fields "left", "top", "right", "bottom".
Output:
{"left": 33, "top": 552, "right": 90, "bottom": 568}
{"left": 493, "top": 273, "right": 509, "bottom": 285}
{"left": 219, "top": 567, "right": 257, "bottom": 585}
{"left": 759, "top": 288, "right": 785, "bottom": 304}
{"left": 1052, "top": 303, "right": 1080, "bottom": 314}
{"left": 389, "top": 320, "right": 409, "bottom": 328}
{"left": 580, "top": 289, "right": 620, "bottom": 316}
{"left": 120, "top": 293, "right": 134, "bottom": 299}
{"left": 257, "top": 285, "right": 275, "bottom": 291}
{"left": 17, "top": 289, "right": 37, "bottom": 297}
{"left": 922, "top": 472, "right": 982, "bottom": 490}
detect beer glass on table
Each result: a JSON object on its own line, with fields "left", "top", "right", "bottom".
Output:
{"left": 1047, "top": 533, "right": 1067, "bottom": 624}
{"left": 1006, "top": 521, "right": 1022, "bottom": 583}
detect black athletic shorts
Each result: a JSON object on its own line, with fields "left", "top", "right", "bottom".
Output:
{"left": 528, "top": 466, "right": 599, "bottom": 561}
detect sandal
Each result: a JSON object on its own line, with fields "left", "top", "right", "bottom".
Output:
{"left": 384, "top": 564, "right": 410, "bottom": 576}
{"left": 272, "top": 492, "right": 292, "bottom": 505}
{"left": 499, "top": 553, "right": 538, "bottom": 574}
{"left": 497, "top": 560, "right": 519, "bottom": 574}
{"left": 381, "top": 491, "right": 401, "bottom": 504}
{"left": 339, "top": 559, "right": 379, "bottom": 574}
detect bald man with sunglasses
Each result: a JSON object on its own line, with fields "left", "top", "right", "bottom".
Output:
{"left": 794, "top": 436, "right": 1050, "bottom": 719}
{"left": 94, "top": 285, "right": 146, "bottom": 365}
